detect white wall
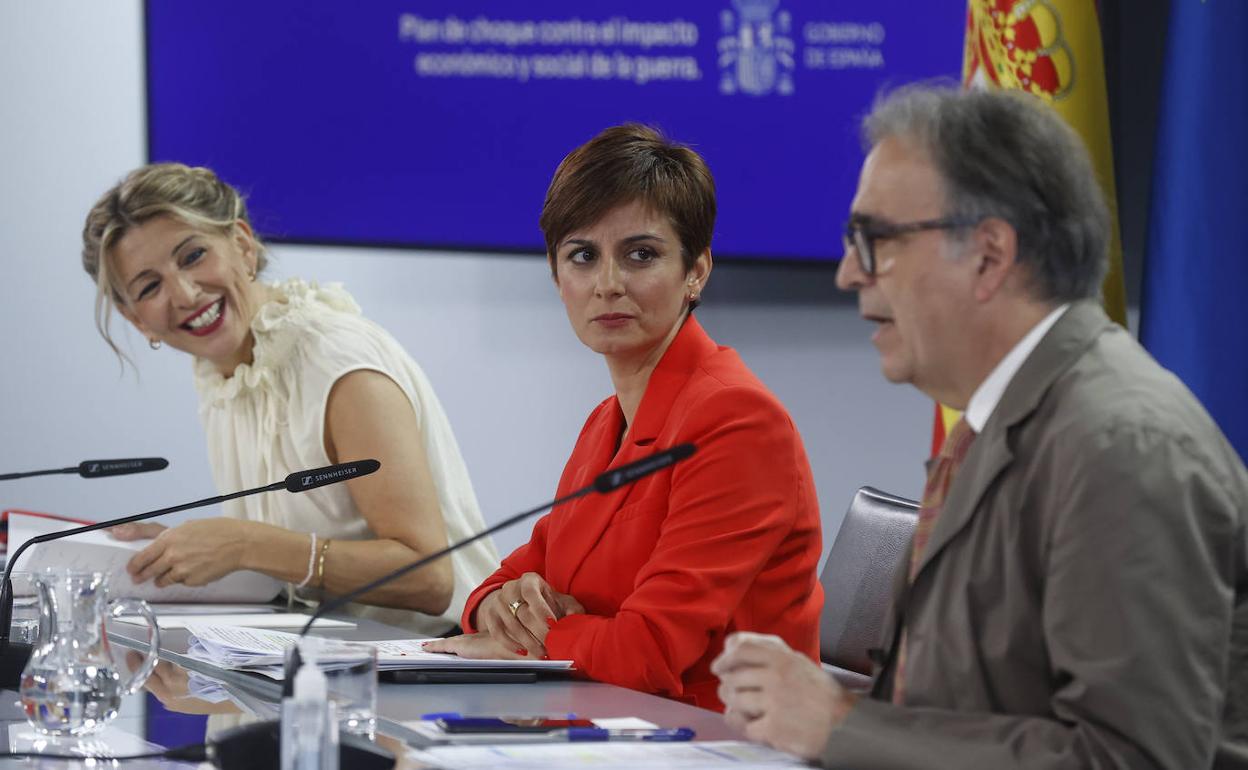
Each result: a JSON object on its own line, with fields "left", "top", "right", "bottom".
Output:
{"left": 0, "top": 2, "right": 931, "bottom": 565}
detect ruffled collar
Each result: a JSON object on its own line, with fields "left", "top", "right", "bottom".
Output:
{"left": 194, "top": 278, "right": 361, "bottom": 404}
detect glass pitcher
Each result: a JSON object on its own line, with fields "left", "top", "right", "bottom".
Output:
{"left": 19, "top": 569, "right": 160, "bottom": 735}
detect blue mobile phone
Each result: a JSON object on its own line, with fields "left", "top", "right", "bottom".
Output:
{"left": 436, "top": 717, "right": 595, "bottom": 734}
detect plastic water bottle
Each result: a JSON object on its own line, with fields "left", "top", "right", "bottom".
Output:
{"left": 280, "top": 647, "right": 339, "bottom": 770}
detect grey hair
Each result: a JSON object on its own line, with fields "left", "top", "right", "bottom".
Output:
{"left": 81, "top": 163, "right": 267, "bottom": 364}
{"left": 863, "top": 83, "right": 1109, "bottom": 303}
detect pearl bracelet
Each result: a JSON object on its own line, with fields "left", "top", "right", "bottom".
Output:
{"left": 296, "top": 532, "right": 318, "bottom": 589}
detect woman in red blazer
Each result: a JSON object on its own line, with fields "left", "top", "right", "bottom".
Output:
{"left": 426, "top": 125, "right": 823, "bottom": 711}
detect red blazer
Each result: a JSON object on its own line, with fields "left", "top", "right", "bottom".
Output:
{"left": 463, "top": 316, "right": 823, "bottom": 711}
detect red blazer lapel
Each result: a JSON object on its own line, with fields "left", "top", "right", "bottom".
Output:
{"left": 546, "top": 400, "right": 623, "bottom": 589}
{"left": 628, "top": 316, "right": 719, "bottom": 448}
{"left": 558, "top": 441, "right": 648, "bottom": 588}
{"left": 548, "top": 317, "right": 719, "bottom": 589}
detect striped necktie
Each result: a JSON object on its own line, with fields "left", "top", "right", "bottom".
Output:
{"left": 891, "top": 417, "right": 977, "bottom": 705}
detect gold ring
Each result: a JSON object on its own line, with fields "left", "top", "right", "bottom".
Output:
{"left": 508, "top": 600, "right": 523, "bottom": 617}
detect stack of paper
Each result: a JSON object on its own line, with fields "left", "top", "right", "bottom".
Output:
{"left": 185, "top": 625, "right": 575, "bottom": 680}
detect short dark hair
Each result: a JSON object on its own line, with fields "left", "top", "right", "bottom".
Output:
{"left": 864, "top": 84, "right": 1110, "bottom": 303}
{"left": 539, "top": 124, "right": 716, "bottom": 277}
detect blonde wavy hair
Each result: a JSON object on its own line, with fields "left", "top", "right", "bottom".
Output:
{"left": 81, "top": 163, "right": 267, "bottom": 362}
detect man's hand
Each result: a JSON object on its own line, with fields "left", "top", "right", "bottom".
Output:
{"left": 712, "top": 631, "right": 857, "bottom": 760}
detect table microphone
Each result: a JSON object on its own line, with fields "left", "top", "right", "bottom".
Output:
{"left": 0, "top": 457, "right": 169, "bottom": 481}
{"left": 0, "top": 459, "right": 380, "bottom": 690}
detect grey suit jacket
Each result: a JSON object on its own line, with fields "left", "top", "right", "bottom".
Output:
{"left": 822, "top": 301, "right": 1248, "bottom": 769}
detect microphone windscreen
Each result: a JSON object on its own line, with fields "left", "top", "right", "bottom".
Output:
{"left": 592, "top": 443, "right": 696, "bottom": 494}
{"left": 284, "top": 459, "right": 381, "bottom": 493}
{"left": 77, "top": 457, "right": 170, "bottom": 478}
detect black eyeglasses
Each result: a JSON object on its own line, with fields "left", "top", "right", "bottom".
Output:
{"left": 842, "top": 216, "right": 980, "bottom": 276}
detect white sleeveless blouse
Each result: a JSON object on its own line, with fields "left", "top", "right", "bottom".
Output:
{"left": 192, "top": 278, "right": 498, "bottom": 635}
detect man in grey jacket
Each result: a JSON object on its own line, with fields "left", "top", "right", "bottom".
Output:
{"left": 713, "top": 84, "right": 1248, "bottom": 769}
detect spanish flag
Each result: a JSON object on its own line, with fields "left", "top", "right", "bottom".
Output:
{"left": 932, "top": 0, "right": 1128, "bottom": 454}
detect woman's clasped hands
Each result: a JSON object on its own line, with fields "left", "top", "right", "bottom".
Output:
{"left": 424, "top": 571, "right": 583, "bottom": 659}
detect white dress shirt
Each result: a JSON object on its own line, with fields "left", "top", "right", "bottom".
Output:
{"left": 963, "top": 304, "right": 1070, "bottom": 432}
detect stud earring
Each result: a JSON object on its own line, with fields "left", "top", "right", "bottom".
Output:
{"left": 149, "top": 338, "right": 162, "bottom": 350}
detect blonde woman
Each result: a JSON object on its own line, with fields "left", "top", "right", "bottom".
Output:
{"left": 82, "top": 163, "right": 498, "bottom": 634}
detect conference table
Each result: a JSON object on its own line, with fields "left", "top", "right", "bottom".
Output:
{"left": 104, "top": 613, "right": 743, "bottom": 761}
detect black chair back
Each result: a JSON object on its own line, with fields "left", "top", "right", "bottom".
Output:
{"left": 819, "top": 486, "right": 919, "bottom": 675}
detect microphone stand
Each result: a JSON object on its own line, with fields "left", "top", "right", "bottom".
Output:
{"left": 0, "top": 466, "right": 80, "bottom": 481}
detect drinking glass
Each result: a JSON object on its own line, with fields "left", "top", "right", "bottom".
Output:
{"left": 297, "top": 636, "right": 378, "bottom": 740}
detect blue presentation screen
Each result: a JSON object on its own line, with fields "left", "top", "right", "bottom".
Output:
{"left": 146, "top": 1, "right": 963, "bottom": 261}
